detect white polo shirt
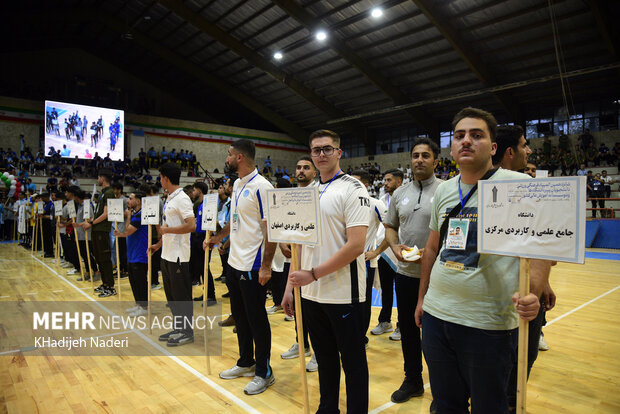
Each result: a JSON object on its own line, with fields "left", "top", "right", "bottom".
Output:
{"left": 228, "top": 169, "right": 274, "bottom": 272}
{"left": 301, "top": 174, "right": 370, "bottom": 304}
{"left": 161, "top": 188, "right": 194, "bottom": 263}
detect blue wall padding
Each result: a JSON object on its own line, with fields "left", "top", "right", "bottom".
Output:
{"left": 591, "top": 220, "right": 620, "bottom": 249}
{"left": 585, "top": 221, "right": 601, "bottom": 248}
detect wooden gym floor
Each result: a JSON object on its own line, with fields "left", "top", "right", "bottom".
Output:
{"left": 0, "top": 243, "right": 619, "bottom": 413}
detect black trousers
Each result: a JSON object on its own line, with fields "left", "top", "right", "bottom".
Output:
{"left": 62, "top": 233, "right": 79, "bottom": 270}
{"left": 161, "top": 258, "right": 193, "bottom": 334}
{"left": 271, "top": 261, "right": 289, "bottom": 307}
{"left": 228, "top": 267, "right": 272, "bottom": 379}
{"left": 92, "top": 230, "right": 114, "bottom": 287}
{"left": 364, "top": 266, "right": 376, "bottom": 336}
{"left": 117, "top": 237, "right": 127, "bottom": 272}
{"left": 42, "top": 219, "right": 54, "bottom": 255}
{"left": 378, "top": 257, "right": 396, "bottom": 323}
{"left": 78, "top": 240, "right": 97, "bottom": 272}
{"left": 151, "top": 248, "right": 161, "bottom": 285}
{"left": 395, "top": 273, "right": 423, "bottom": 383}
{"left": 128, "top": 262, "right": 148, "bottom": 307}
{"left": 304, "top": 298, "right": 368, "bottom": 414}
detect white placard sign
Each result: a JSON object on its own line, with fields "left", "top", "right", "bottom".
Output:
{"left": 141, "top": 196, "right": 160, "bottom": 225}
{"left": 54, "top": 200, "right": 63, "bottom": 217}
{"left": 266, "top": 187, "right": 320, "bottom": 246}
{"left": 18, "top": 205, "right": 26, "bottom": 233}
{"left": 201, "top": 193, "right": 219, "bottom": 232}
{"left": 67, "top": 201, "right": 77, "bottom": 219}
{"left": 107, "top": 198, "right": 125, "bottom": 222}
{"left": 37, "top": 202, "right": 44, "bottom": 214}
{"left": 478, "top": 176, "right": 586, "bottom": 263}
{"left": 83, "top": 201, "right": 92, "bottom": 220}
{"left": 536, "top": 170, "right": 548, "bottom": 178}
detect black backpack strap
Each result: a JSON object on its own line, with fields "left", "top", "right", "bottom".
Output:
{"left": 437, "top": 168, "right": 498, "bottom": 252}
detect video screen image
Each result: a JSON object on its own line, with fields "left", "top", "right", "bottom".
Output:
{"left": 45, "top": 100, "right": 124, "bottom": 160}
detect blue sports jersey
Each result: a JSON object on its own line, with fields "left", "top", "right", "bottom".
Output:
{"left": 127, "top": 211, "right": 148, "bottom": 264}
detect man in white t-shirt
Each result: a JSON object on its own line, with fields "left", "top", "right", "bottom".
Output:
{"left": 366, "top": 168, "right": 403, "bottom": 340}
{"left": 211, "top": 139, "right": 277, "bottom": 396}
{"left": 286, "top": 129, "right": 370, "bottom": 413}
{"left": 350, "top": 170, "right": 387, "bottom": 348}
{"left": 148, "top": 162, "right": 196, "bottom": 346}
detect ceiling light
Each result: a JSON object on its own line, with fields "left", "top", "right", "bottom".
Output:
{"left": 371, "top": 7, "right": 383, "bottom": 18}
{"left": 273, "top": 52, "right": 283, "bottom": 60}
{"left": 315, "top": 30, "right": 327, "bottom": 41}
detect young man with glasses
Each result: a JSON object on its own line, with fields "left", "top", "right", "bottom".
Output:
{"left": 285, "top": 130, "right": 370, "bottom": 413}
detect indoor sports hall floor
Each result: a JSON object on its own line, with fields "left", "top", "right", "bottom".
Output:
{"left": 1, "top": 243, "right": 619, "bottom": 413}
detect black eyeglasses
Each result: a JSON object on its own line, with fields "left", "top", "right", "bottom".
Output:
{"left": 311, "top": 146, "right": 339, "bottom": 157}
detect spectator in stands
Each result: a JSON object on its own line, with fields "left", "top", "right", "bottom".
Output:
{"left": 612, "top": 142, "right": 620, "bottom": 168}
{"left": 147, "top": 147, "right": 157, "bottom": 168}
{"left": 598, "top": 142, "right": 610, "bottom": 166}
{"left": 577, "top": 163, "right": 587, "bottom": 176}
{"left": 558, "top": 130, "right": 570, "bottom": 152}
{"left": 600, "top": 170, "right": 614, "bottom": 199}
{"left": 578, "top": 129, "right": 594, "bottom": 151}
{"left": 588, "top": 173, "right": 606, "bottom": 218}
{"left": 160, "top": 147, "right": 169, "bottom": 164}
{"left": 561, "top": 150, "right": 576, "bottom": 176}
{"left": 585, "top": 142, "right": 598, "bottom": 166}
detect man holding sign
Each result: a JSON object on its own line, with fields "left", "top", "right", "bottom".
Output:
{"left": 214, "top": 139, "right": 277, "bottom": 396}
{"left": 414, "top": 108, "right": 546, "bottom": 413}
{"left": 83, "top": 171, "right": 116, "bottom": 297}
{"left": 287, "top": 129, "right": 370, "bottom": 413}
{"left": 148, "top": 162, "right": 196, "bottom": 347}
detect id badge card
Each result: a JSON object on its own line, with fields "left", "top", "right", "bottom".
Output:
{"left": 446, "top": 218, "right": 469, "bottom": 250}
{"left": 231, "top": 213, "right": 240, "bottom": 232}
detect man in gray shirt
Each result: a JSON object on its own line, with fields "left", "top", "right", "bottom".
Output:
{"left": 384, "top": 137, "right": 442, "bottom": 404}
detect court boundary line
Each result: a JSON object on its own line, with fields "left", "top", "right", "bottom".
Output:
{"left": 30, "top": 254, "right": 261, "bottom": 414}
{"left": 367, "top": 284, "right": 620, "bottom": 413}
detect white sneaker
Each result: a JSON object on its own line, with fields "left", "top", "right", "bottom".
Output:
{"left": 539, "top": 333, "right": 549, "bottom": 351}
{"left": 371, "top": 321, "right": 393, "bottom": 335}
{"left": 266, "top": 305, "right": 282, "bottom": 314}
{"left": 281, "top": 343, "right": 311, "bottom": 359}
{"left": 389, "top": 327, "right": 401, "bottom": 341}
{"left": 126, "top": 305, "right": 141, "bottom": 313}
{"left": 219, "top": 364, "right": 256, "bottom": 380}
{"left": 67, "top": 268, "right": 79, "bottom": 275}
{"left": 243, "top": 374, "right": 275, "bottom": 395}
{"left": 61, "top": 262, "right": 73, "bottom": 268}
{"left": 284, "top": 315, "right": 295, "bottom": 321}
{"left": 306, "top": 354, "right": 318, "bottom": 372}
{"left": 129, "top": 307, "right": 148, "bottom": 317}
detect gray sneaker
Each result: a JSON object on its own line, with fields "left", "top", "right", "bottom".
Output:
{"left": 389, "top": 327, "right": 401, "bottom": 341}
{"left": 219, "top": 364, "right": 256, "bottom": 380}
{"left": 281, "top": 343, "right": 311, "bottom": 359}
{"left": 305, "top": 354, "right": 318, "bottom": 372}
{"left": 243, "top": 374, "right": 275, "bottom": 395}
{"left": 371, "top": 321, "right": 393, "bottom": 335}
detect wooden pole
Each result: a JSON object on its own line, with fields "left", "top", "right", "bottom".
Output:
{"left": 73, "top": 218, "right": 85, "bottom": 280}
{"left": 147, "top": 224, "right": 152, "bottom": 334}
{"left": 516, "top": 258, "right": 531, "bottom": 414}
{"left": 55, "top": 216, "right": 60, "bottom": 265}
{"left": 85, "top": 229, "right": 94, "bottom": 291}
{"left": 291, "top": 244, "right": 310, "bottom": 414}
{"left": 115, "top": 222, "right": 121, "bottom": 300}
{"left": 31, "top": 213, "right": 37, "bottom": 253}
{"left": 203, "top": 231, "right": 212, "bottom": 375}
{"left": 39, "top": 216, "right": 45, "bottom": 255}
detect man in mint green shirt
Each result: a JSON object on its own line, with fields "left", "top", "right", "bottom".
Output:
{"left": 414, "top": 107, "right": 546, "bottom": 413}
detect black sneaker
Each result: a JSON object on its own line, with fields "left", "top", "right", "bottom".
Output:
{"left": 192, "top": 280, "right": 200, "bottom": 286}
{"left": 94, "top": 284, "right": 105, "bottom": 293}
{"left": 159, "top": 330, "right": 181, "bottom": 342}
{"left": 98, "top": 287, "right": 117, "bottom": 298}
{"left": 222, "top": 292, "right": 230, "bottom": 298}
{"left": 214, "top": 276, "right": 222, "bottom": 282}
{"left": 430, "top": 399, "right": 437, "bottom": 414}
{"left": 207, "top": 298, "right": 217, "bottom": 307}
{"left": 193, "top": 295, "right": 203, "bottom": 302}
{"left": 167, "top": 332, "right": 194, "bottom": 347}
{"left": 391, "top": 378, "right": 424, "bottom": 403}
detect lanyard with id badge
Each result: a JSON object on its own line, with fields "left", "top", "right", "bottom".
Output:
{"left": 232, "top": 173, "right": 258, "bottom": 233}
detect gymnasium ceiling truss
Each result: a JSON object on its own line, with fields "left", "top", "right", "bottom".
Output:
{"left": 2, "top": 1, "right": 620, "bottom": 151}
